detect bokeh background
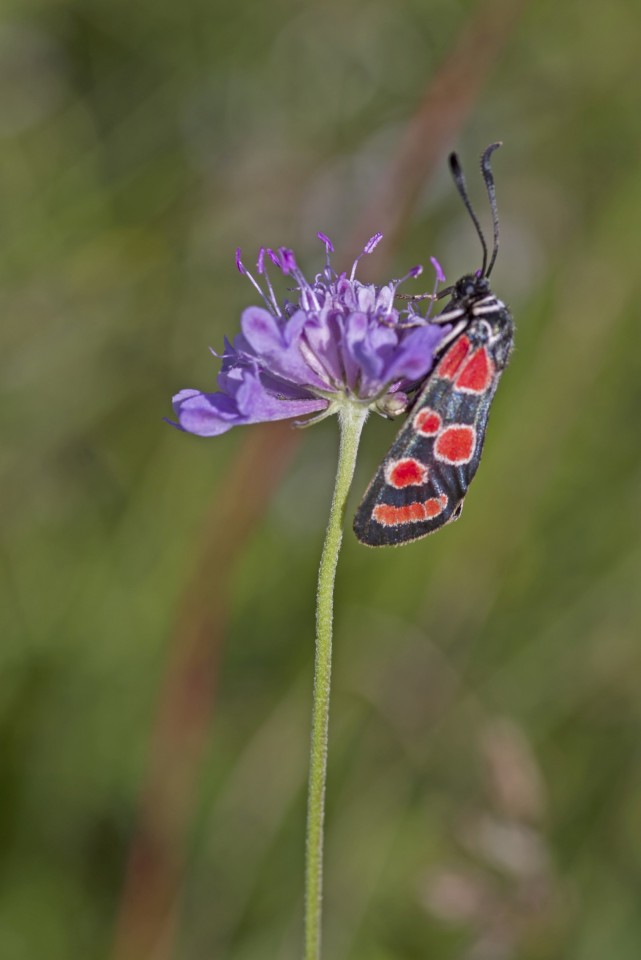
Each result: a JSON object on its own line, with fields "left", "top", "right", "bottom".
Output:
{"left": 3, "top": 0, "right": 641, "bottom": 958}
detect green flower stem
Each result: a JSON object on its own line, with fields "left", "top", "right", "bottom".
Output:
{"left": 304, "top": 403, "right": 369, "bottom": 960}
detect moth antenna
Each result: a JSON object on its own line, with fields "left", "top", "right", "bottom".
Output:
{"left": 480, "top": 142, "right": 502, "bottom": 277}
{"left": 449, "top": 151, "right": 488, "bottom": 276}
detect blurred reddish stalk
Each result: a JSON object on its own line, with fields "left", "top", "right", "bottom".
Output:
{"left": 111, "top": 2, "right": 527, "bottom": 958}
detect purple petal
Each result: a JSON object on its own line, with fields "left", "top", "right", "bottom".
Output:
{"left": 241, "top": 306, "right": 325, "bottom": 387}
{"left": 354, "top": 285, "right": 377, "bottom": 313}
{"left": 344, "top": 312, "right": 398, "bottom": 389}
{"left": 171, "top": 373, "right": 327, "bottom": 437}
{"left": 384, "top": 323, "right": 449, "bottom": 385}
{"left": 171, "top": 389, "right": 242, "bottom": 437}
{"left": 302, "top": 313, "right": 344, "bottom": 386}
{"left": 232, "top": 367, "right": 322, "bottom": 420}
{"left": 240, "top": 306, "right": 282, "bottom": 354}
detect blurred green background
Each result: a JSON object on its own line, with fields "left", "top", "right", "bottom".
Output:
{"left": 3, "top": 0, "right": 641, "bottom": 958}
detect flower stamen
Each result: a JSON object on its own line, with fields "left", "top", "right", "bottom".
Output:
{"left": 256, "top": 247, "right": 283, "bottom": 317}
{"left": 349, "top": 231, "right": 384, "bottom": 281}
{"left": 236, "top": 248, "right": 280, "bottom": 315}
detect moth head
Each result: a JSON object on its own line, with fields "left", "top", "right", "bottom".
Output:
{"left": 453, "top": 273, "right": 490, "bottom": 301}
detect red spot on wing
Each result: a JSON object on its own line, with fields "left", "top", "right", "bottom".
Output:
{"left": 386, "top": 457, "right": 428, "bottom": 489}
{"left": 425, "top": 493, "right": 448, "bottom": 518}
{"left": 434, "top": 425, "right": 476, "bottom": 464}
{"left": 413, "top": 409, "right": 442, "bottom": 436}
{"left": 437, "top": 335, "right": 471, "bottom": 379}
{"left": 373, "top": 492, "right": 448, "bottom": 526}
{"left": 455, "top": 347, "right": 494, "bottom": 393}
{"left": 374, "top": 502, "right": 424, "bottom": 525}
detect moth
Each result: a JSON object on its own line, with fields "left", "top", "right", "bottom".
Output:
{"left": 353, "top": 143, "right": 514, "bottom": 547}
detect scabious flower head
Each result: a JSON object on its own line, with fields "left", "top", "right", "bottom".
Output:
{"left": 168, "top": 233, "right": 449, "bottom": 436}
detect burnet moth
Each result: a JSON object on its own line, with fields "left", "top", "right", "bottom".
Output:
{"left": 353, "top": 143, "right": 514, "bottom": 547}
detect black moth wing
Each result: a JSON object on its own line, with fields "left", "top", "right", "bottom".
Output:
{"left": 353, "top": 296, "right": 514, "bottom": 547}
{"left": 353, "top": 369, "right": 496, "bottom": 546}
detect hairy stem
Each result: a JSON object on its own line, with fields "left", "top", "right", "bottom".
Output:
{"left": 304, "top": 404, "right": 368, "bottom": 960}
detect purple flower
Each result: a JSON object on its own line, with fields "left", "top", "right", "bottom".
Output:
{"left": 168, "top": 234, "right": 449, "bottom": 437}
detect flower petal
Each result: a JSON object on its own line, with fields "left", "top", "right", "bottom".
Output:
{"left": 171, "top": 389, "right": 241, "bottom": 436}
{"left": 384, "top": 323, "right": 449, "bottom": 385}
{"left": 302, "top": 313, "right": 344, "bottom": 386}
{"left": 344, "top": 312, "right": 399, "bottom": 390}
{"left": 241, "top": 306, "right": 325, "bottom": 387}
{"left": 234, "top": 368, "right": 325, "bottom": 420}
{"left": 170, "top": 370, "right": 327, "bottom": 438}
